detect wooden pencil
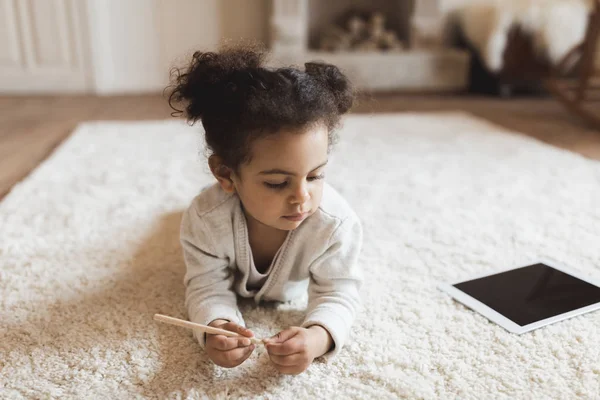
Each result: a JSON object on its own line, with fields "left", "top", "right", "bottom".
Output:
{"left": 153, "top": 314, "right": 264, "bottom": 345}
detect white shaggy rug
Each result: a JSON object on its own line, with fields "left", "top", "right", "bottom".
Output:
{"left": 2, "top": 112, "right": 600, "bottom": 399}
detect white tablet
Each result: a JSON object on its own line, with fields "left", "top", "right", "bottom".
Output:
{"left": 438, "top": 259, "right": 600, "bottom": 334}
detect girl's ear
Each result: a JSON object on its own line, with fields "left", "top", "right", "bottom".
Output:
{"left": 208, "top": 155, "right": 236, "bottom": 194}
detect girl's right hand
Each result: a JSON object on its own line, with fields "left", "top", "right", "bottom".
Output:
{"left": 205, "top": 319, "right": 256, "bottom": 368}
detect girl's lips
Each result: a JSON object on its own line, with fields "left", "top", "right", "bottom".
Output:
{"left": 283, "top": 212, "right": 308, "bottom": 221}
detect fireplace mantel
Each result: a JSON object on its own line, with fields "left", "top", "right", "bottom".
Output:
{"left": 269, "top": 0, "right": 470, "bottom": 92}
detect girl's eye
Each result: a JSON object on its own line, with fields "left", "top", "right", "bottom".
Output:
{"left": 264, "top": 181, "right": 288, "bottom": 189}
{"left": 264, "top": 175, "right": 324, "bottom": 190}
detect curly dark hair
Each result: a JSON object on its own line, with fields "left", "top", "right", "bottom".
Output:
{"left": 167, "top": 43, "right": 355, "bottom": 171}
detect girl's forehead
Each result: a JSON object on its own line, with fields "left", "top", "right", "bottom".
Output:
{"left": 245, "top": 126, "right": 329, "bottom": 171}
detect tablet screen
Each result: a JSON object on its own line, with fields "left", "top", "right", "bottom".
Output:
{"left": 454, "top": 263, "right": 600, "bottom": 326}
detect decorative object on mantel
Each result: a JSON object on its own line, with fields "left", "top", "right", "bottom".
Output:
{"left": 269, "top": 0, "right": 470, "bottom": 92}
{"left": 411, "top": 0, "right": 445, "bottom": 49}
{"left": 319, "top": 11, "right": 406, "bottom": 52}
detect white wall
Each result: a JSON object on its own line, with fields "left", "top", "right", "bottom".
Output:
{"left": 86, "top": 0, "right": 270, "bottom": 94}
{"left": 0, "top": 0, "right": 270, "bottom": 94}
{"left": 86, "top": 0, "right": 164, "bottom": 94}
{"left": 158, "top": 0, "right": 270, "bottom": 90}
{"left": 0, "top": 0, "right": 92, "bottom": 94}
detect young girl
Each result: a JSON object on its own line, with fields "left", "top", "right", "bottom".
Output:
{"left": 169, "top": 44, "right": 363, "bottom": 375}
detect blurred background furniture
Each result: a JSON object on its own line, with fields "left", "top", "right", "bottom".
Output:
{"left": 450, "top": 0, "right": 592, "bottom": 98}
{"left": 545, "top": 0, "right": 600, "bottom": 129}
{"left": 455, "top": 25, "right": 552, "bottom": 97}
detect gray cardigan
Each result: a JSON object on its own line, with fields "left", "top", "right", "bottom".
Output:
{"left": 180, "top": 182, "right": 363, "bottom": 358}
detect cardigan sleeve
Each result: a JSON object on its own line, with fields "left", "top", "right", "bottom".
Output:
{"left": 180, "top": 203, "right": 244, "bottom": 348}
{"left": 301, "top": 215, "right": 363, "bottom": 359}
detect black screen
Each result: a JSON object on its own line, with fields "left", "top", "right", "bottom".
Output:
{"left": 454, "top": 263, "right": 600, "bottom": 326}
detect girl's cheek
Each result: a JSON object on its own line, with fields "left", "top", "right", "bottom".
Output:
{"left": 257, "top": 191, "right": 279, "bottom": 205}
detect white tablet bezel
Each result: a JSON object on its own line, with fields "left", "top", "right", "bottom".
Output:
{"left": 438, "top": 258, "right": 600, "bottom": 334}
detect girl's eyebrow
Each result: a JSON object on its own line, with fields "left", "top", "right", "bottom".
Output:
{"left": 259, "top": 160, "right": 328, "bottom": 176}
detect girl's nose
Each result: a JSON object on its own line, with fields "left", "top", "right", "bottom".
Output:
{"left": 290, "top": 183, "right": 310, "bottom": 204}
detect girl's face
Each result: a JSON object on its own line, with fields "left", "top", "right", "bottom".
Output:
{"left": 232, "top": 124, "right": 329, "bottom": 232}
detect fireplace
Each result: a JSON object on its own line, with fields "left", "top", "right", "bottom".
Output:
{"left": 308, "top": 0, "right": 412, "bottom": 51}
{"left": 269, "top": 0, "right": 469, "bottom": 91}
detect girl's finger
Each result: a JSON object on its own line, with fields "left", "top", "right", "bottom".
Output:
{"left": 265, "top": 337, "right": 303, "bottom": 356}
{"left": 236, "top": 337, "right": 252, "bottom": 347}
{"left": 221, "top": 322, "right": 255, "bottom": 338}
{"left": 238, "top": 344, "right": 255, "bottom": 363}
{"left": 274, "top": 365, "right": 304, "bottom": 375}
{"left": 269, "top": 353, "right": 305, "bottom": 367}
{"left": 221, "top": 344, "right": 255, "bottom": 362}
{"left": 208, "top": 335, "right": 242, "bottom": 351}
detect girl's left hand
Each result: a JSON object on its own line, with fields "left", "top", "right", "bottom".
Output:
{"left": 264, "top": 326, "right": 332, "bottom": 375}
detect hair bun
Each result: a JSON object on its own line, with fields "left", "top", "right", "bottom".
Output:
{"left": 168, "top": 45, "right": 267, "bottom": 122}
{"left": 304, "top": 62, "right": 354, "bottom": 114}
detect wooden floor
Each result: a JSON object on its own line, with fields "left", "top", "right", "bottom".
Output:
{"left": 1, "top": 93, "right": 599, "bottom": 200}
